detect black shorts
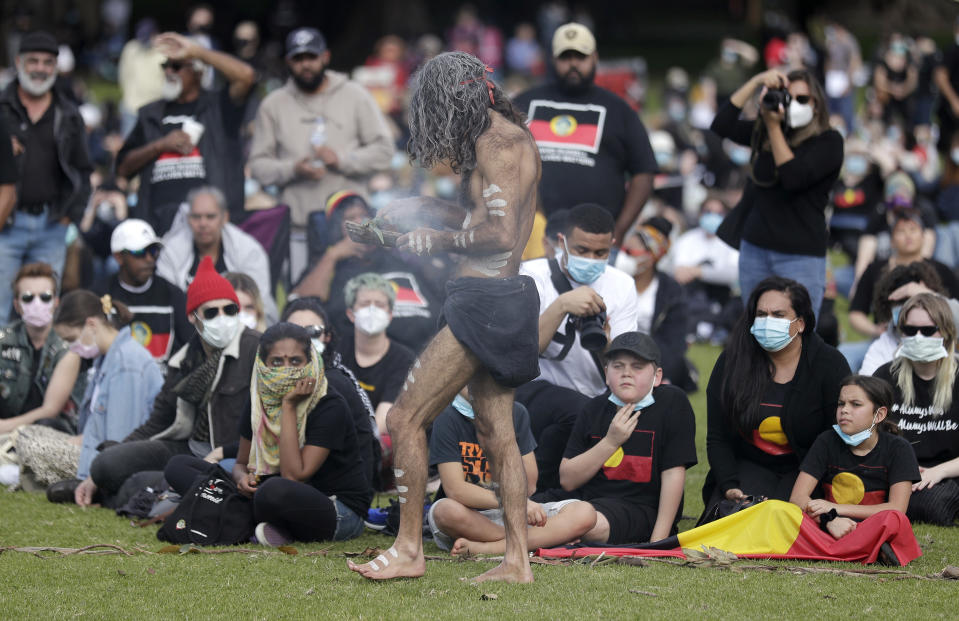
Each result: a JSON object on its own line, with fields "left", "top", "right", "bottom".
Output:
{"left": 440, "top": 275, "right": 540, "bottom": 388}
{"left": 589, "top": 497, "right": 656, "bottom": 545}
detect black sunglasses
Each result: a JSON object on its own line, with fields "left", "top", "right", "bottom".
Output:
{"left": 162, "top": 61, "right": 186, "bottom": 71}
{"left": 305, "top": 325, "right": 327, "bottom": 338}
{"left": 794, "top": 95, "right": 811, "bottom": 104}
{"left": 902, "top": 324, "right": 938, "bottom": 337}
{"left": 125, "top": 246, "right": 160, "bottom": 259}
{"left": 20, "top": 292, "right": 53, "bottom": 304}
{"left": 196, "top": 303, "right": 239, "bottom": 320}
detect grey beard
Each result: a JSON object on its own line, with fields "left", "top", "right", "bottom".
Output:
{"left": 17, "top": 66, "right": 56, "bottom": 96}
{"left": 161, "top": 76, "right": 183, "bottom": 101}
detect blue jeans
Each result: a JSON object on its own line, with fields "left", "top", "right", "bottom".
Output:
{"left": 739, "top": 240, "right": 826, "bottom": 321}
{"left": 0, "top": 208, "right": 68, "bottom": 321}
{"left": 837, "top": 339, "right": 872, "bottom": 374}
{"left": 333, "top": 498, "right": 365, "bottom": 540}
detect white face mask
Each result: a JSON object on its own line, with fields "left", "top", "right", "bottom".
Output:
{"left": 354, "top": 305, "right": 390, "bottom": 336}
{"left": 311, "top": 338, "right": 326, "bottom": 356}
{"left": 787, "top": 100, "right": 815, "bottom": 129}
{"left": 613, "top": 251, "right": 638, "bottom": 276}
{"left": 198, "top": 314, "right": 240, "bottom": 349}
{"left": 237, "top": 310, "right": 258, "bottom": 330}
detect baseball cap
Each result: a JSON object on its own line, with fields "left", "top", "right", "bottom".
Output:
{"left": 110, "top": 219, "right": 162, "bottom": 254}
{"left": 19, "top": 31, "right": 59, "bottom": 56}
{"left": 606, "top": 332, "right": 661, "bottom": 366}
{"left": 552, "top": 23, "right": 596, "bottom": 57}
{"left": 286, "top": 28, "right": 327, "bottom": 59}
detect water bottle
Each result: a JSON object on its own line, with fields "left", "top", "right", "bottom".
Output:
{"left": 310, "top": 117, "right": 326, "bottom": 169}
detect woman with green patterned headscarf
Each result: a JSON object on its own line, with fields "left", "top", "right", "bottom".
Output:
{"left": 162, "top": 323, "right": 372, "bottom": 546}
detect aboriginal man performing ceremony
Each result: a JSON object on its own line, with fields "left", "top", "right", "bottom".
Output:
{"left": 347, "top": 51, "right": 542, "bottom": 583}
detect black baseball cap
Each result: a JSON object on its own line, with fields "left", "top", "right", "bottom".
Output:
{"left": 605, "top": 332, "right": 661, "bottom": 366}
{"left": 286, "top": 28, "right": 326, "bottom": 59}
{"left": 19, "top": 31, "right": 58, "bottom": 56}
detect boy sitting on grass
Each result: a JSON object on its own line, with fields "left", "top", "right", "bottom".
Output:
{"left": 557, "top": 332, "right": 697, "bottom": 544}
{"left": 427, "top": 395, "right": 597, "bottom": 555}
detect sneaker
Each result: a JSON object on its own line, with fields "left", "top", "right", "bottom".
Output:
{"left": 46, "top": 478, "right": 81, "bottom": 504}
{"left": 254, "top": 522, "right": 292, "bottom": 547}
{"left": 878, "top": 542, "right": 901, "bottom": 567}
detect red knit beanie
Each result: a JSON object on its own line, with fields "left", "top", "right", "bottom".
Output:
{"left": 186, "top": 256, "right": 239, "bottom": 315}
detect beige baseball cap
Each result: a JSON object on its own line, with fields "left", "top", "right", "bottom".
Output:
{"left": 552, "top": 23, "right": 596, "bottom": 57}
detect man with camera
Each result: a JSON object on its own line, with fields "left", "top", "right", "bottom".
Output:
{"left": 518, "top": 203, "right": 639, "bottom": 492}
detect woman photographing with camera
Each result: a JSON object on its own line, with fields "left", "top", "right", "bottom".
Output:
{"left": 711, "top": 69, "right": 844, "bottom": 319}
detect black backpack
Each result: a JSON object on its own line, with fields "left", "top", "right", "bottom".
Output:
{"left": 157, "top": 466, "right": 255, "bottom": 545}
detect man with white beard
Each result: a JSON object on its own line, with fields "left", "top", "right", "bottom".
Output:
{"left": 117, "top": 32, "right": 255, "bottom": 236}
{"left": 0, "top": 31, "right": 92, "bottom": 321}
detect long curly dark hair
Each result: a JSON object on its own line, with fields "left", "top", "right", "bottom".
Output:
{"left": 407, "top": 51, "right": 525, "bottom": 174}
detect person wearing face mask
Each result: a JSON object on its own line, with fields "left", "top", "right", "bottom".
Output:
{"left": 224, "top": 271, "right": 267, "bottom": 332}
{"left": 0, "top": 31, "right": 93, "bottom": 322}
{"left": 44, "top": 292, "right": 163, "bottom": 503}
{"left": 249, "top": 27, "right": 394, "bottom": 284}
{"left": 703, "top": 277, "right": 850, "bottom": 522}
{"left": 555, "top": 332, "right": 696, "bottom": 545}
{"left": 116, "top": 31, "right": 255, "bottom": 236}
{"left": 873, "top": 293, "right": 959, "bottom": 526}
{"left": 518, "top": 204, "right": 639, "bottom": 492}
{"left": 709, "top": 68, "right": 844, "bottom": 320}
{"left": 72, "top": 256, "right": 259, "bottom": 508}
{"left": 667, "top": 197, "right": 741, "bottom": 346}
{"left": 790, "top": 375, "right": 919, "bottom": 552}
{"left": 157, "top": 186, "right": 277, "bottom": 323}
{"left": 618, "top": 217, "right": 696, "bottom": 392}
{"left": 339, "top": 273, "right": 415, "bottom": 454}
{"left": 281, "top": 297, "right": 379, "bottom": 490}
{"left": 0, "top": 263, "right": 86, "bottom": 433}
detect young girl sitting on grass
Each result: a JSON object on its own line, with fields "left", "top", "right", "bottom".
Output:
{"left": 790, "top": 375, "right": 920, "bottom": 540}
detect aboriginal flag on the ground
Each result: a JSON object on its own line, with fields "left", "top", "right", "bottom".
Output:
{"left": 527, "top": 101, "right": 606, "bottom": 153}
{"left": 537, "top": 500, "right": 922, "bottom": 566}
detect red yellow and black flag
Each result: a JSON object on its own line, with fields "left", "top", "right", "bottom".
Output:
{"left": 526, "top": 100, "right": 607, "bottom": 153}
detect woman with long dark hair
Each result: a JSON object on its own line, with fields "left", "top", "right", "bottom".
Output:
{"left": 702, "top": 277, "right": 850, "bottom": 517}
{"left": 710, "top": 68, "right": 844, "bottom": 319}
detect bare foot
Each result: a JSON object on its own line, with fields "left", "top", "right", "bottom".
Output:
{"left": 347, "top": 546, "right": 426, "bottom": 580}
{"left": 471, "top": 561, "right": 534, "bottom": 584}
{"left": 452, "top": 537, "right": 501, "bottom": 556}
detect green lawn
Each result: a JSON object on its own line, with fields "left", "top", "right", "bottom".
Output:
{"left": 2, "top": 343, "right": 958, "bottom": 619}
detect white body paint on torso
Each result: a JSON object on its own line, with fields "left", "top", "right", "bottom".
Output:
{"left": 470, "top": 250, "right": 512, "bottom": 276}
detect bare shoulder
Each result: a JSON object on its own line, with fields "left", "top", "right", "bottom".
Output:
{"left": 475, "top": 111, "right": 534, "bottom": 159}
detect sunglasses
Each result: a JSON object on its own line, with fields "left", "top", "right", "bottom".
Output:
{"left": 195, "top": 303, "right": 239, "bottom": 320}
{"left": 793, "top": 95, "right": 811, "bottom": 104}
{"left": 305, "top": 325, "right": 327, "bottom": 338}
{"left": 901, "top": 324, "right": 938, "bottom": 337}
{"left": 20, "top": 292, "right": 53, "bottom": 304}
{"left": 162, "top": 61, "right": 186, "bottom": 71}
{"left": 125, "top": 246, "right": 160, "bottom": 259}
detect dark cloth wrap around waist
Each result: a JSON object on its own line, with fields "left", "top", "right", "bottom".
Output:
{"left": 440, "top": 276, "right": 541, "bottom": 388}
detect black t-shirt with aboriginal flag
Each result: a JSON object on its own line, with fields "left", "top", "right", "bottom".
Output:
{"left": 563, "top": 385, "right": 697, "bottom": 508}
{"left": 512, "top": 83, "right": 657, "bottom": 218}
{"left": 800, "top": 429, "right": 919, "bottom": 505}
{"left": 736, "top": 381, "right": 800, "bottom": 473}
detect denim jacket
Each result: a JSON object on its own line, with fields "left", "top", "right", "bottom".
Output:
{"left": 76, "top": 327, "right": 163, "bottom": 478}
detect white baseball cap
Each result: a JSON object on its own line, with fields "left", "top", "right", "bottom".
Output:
{"left": 552, "top": 23, "right": 596, "bottom": 57}
{"left": 111, "top": 219, "right": 162, "bottom": 254}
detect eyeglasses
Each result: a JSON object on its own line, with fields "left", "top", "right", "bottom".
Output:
{"left": 902, "top": 324, "right": 938, "bottom": 337}
{"left": 161, "top": 61, "right": 186, "bottom": 72}
{"left": 794, "top": 95, "right": 811, "bottom": 104}
{"left": 195, "top": 303, "right": 239, "bottom": 320}
{"left": 305, "top": 325, "right": 327, "bottom": 338}
{"left": 125, "top": 246, "right": 160, "bottom": 259}
{"left": 20, "top": 292, "right": 53, "bottom": 304}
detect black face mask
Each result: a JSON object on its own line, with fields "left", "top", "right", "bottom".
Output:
{"left": 292, "top": 66, "right": 325, "bottom": 92}
{"left": 557, "top": 65, "right": 595, "bottom": 95}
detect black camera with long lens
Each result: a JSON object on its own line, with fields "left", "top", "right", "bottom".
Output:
{"left": 573, "top": 312, "right": 608, "bottom": 352}
{"left": 761, "top": 88, "right": 791, "bottom": 111}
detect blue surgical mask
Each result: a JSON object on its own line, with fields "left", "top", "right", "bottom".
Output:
{"left": 833, "top": 413, "right": 877, "bottom": 447}
{"left": 244, "top": 177, "right": 260, "bottom": 198}
{"left": 891, "top": 305, "right": 902, "bottom": 328}
{"left": 563, "top": 239, "right": 606, "bottom": 284}
{"left": 699, "top": 212, "right": 724, "bottom": 235}
{"left": 608, "top": 386, "right": 655, "bottom": 411}
{"left": 452, "top": 394, "right": 474, "bottom": 420}
{"left": 750, "top": 316, "right": 798, "bottom": 352}
{"left": 727, "top": 144, "right": 751, "bottom": 166}
{"left": 845, "top": 155, "right": 869, "bottom": 176}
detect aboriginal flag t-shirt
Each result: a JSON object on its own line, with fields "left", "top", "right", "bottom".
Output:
{"left": 512, "top": 84, "right": 657, "bottom": 218}
{"left": 800, "top": 429, "right": 919, "bottom": 505}
{"left": 564, "top": 385, "right": 697, "bottom": 508}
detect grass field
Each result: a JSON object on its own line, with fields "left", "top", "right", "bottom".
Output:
{"left": 2, "top": 343, "right": 959, "bottom": 620}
